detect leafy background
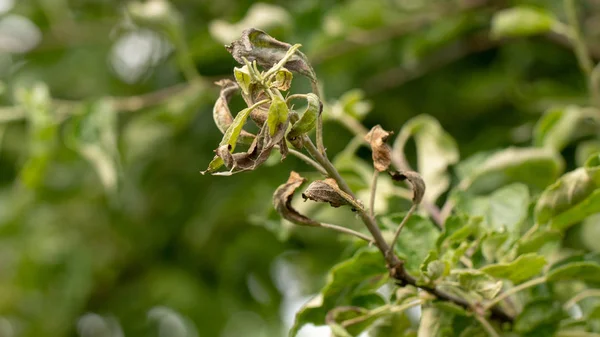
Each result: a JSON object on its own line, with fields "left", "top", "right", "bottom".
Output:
{"left": 0, "top": 0, "right": 599, "bottom": 336}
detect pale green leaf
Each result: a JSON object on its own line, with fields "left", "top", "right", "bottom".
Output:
{"left": 480, "top": 253, "right": 546, "bottom": 284}
{"left": 290, "top": 248, "right": 388, "bottom": 337}
{"left": 288, "top": 93, "right": 319, "bottom": 139}
{"left": 491, "top": 6, "right": 556, "bottom": 39}
{"left": 534, "top": 106, "right": 599, "bottom": 152}
{"left": 547, "top": 262, "right": 600, "bottom": 282}
{"left": 233, "top": 65, "right": 253, "bottom": 95}
{"left": 450, "top": 269, "right": 502, "bottom": 300}
{"left": 417, "top": 305, "right": 454, "bottom": 337}
{"left": 392, "top": 114, "right": 459, "bottom": 204}
{"left": 267, "top": 96, "right": 289, "bottom": 136}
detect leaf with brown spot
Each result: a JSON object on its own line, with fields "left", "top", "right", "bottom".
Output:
{"left": 389, "top": 170, "right": 425, "bottom": 204}
{"left": 364, "top": 125, "right": 393, "bottom": 172}
{"left": 302, "top": 178, "right": 362, "bottom": 210}
{"left": 213, "top": 79, "right": 255, "bottom": 143}
{"left": 273, "top": 172, "right": 319, "bottom": 226}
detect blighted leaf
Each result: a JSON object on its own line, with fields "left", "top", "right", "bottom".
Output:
{"left": 535, "top": 154, "right": 600, "bottom": 230}
{"left": 389, "top": 170, "right": 425, "bottom": 204}
{"left": 273, "top": 171, "right": 319, "bottom": 226}
{"left": 450, "top": 269, "right": 502, "bottom": 300}
{"left": 480, "top": 253, "right": 546, "bottom": 284}
{"left": 16, "top": 83, "right": 57, "bottom": 188}
{"left": 417, "top": 305, "right": 454, "bottom": 337}
{"left": 514, "top": 299, "right": 564, "bottom": 334}
{"left": 290, "top": 248, "right": 388, "bottom": 337}
{"left": 381, "top": 214, "right": 439, "bottom": 274}
{"left": 287, "top": 93, "right": 320, "bottom": 140}
{"left": 302, "top": 178, "right": 360, "bottom": 209}
{"left": 66, "top": 99, "right": 121, "bottom": 193}
{"left": 392, "top": 114, "right": 459, "bottom": 204}
{"left": 226, "top": 28, "right": 316, "bottom": 82}
{"left": 491, "top": 6, "right": 556, "bottom": 39}
{"left": 266, "top": 96, "right": 289, "bottom": 136}
{"left": 213, "top": 79, "right": 255, "bottom": 144}
{"left": 547, "top": 262, "right": 600, "bottom": 282}
{"left": 272, "top": 68, "right": 293, "bottom": 91}
{"left": 534, "top": 106, "right": 599, "bottom": 152}
{"left": 462, "top": 147, "right": 564, "bottom": 194}
{"left": 233, "top": 66, "right": 253, "bottom": 95}
{"left": 364, "top": 125, "right": 393, "bottom": 172}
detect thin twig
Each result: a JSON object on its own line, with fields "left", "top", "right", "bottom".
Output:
{"left": 387, "top": 203, "right": 417, "bottom": 258}
{"left": 369, "top": 170, "right": 379, "bottom": 218}
{"left": 311, "top": 81, "right": 326, "bottom": 155}
{"left": 320, "top": 223, "right": 374, "bottom": 244}
{"left": 475, "top": 314, "right": 500, "bottom": 337}
{"left": 564, "top": 289, "right": 600, "bottom": 311}
{"left": 483, "top": 276, "right": 547, "bottom": 310}
{"left": 279, "top": 146, "right": 328, "bottom": 175}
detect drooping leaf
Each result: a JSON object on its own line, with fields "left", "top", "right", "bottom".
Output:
{"left": 226, "top": 28, "right": 317, "bottom": 82}
{"left": 417, "top": 305, "right": 454, "bottom": 337}
{"left": 462, "top": 147, "right": 564, "bottom": 194}
{"left": 302, "top": 178, "right": 360, "bottom": 209}
{"left": 364, "top": 125, "right": 393, "bottom": 172}
{"left": 381, "top": 213, "right": 439, "bottom": 274}
{"left": 287, "top": 93, "right": 320, "bottom": 140}
{"left": 290, "top": 248, "right": 388, "bottom": 337}
{"left": 392, "top": 114, "right": 459, "bottom": 204}
{"left": 535, "top": 153, "right": 600, "bottom": 230}
{"left": 272, "top": 68, "right": 293, "bottom": 91}
{"left": 389, "top": 170, "right": 425, "bottom": 204}
{"left": 16, "top": 83, "right": 57, "bottom": 188}
{"left": 273, "top": 171, "right": 319, "bottom": 227}
{"left": 547, "top": 262, "right": 600, "bottom": 283}
{"left": 491, "top": 6, "right": 556, "bottom": 39}
{"left": 266, "top": 96, "right": 289, "bottom": 136}
{"left": 66, "top": 99, "right": 121, "bottom": 193}
{"left": 480, "top": 253, "right": 546, "bottom": 284}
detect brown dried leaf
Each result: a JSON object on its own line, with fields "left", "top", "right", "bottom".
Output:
{"left": 364, "top": 125, "right": 393, "bottom": 172}
{"left": 213, "top": 79, "right": 255, "bottom": 142}
{"left": 273, "top": 171, "right": 320, "bottom": 226}
{"left": 389, "top": 170, "right": 425, "bottom": 204}
{"left": 302, "top": 178, "right": 360, "bottom": 209}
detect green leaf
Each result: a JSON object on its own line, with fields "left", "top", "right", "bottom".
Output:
{"left": 547, "top": 262, "right": 600, "bottom": 282}
{"left": 534, "top": 106, "right": 600, "bottom": 152}
{"left": 491, "top": 6, "right": 556, "bottom": 39}
{"left": 480, "top": 253, "right": 546, "bottom": 284}
{"left": 417, "top": 305, "right": 454, "bottom": 337}
{"left": 480, "top": 231, "right": 511, "bottom": 263}
{"left": 517, "top": 229, "right": 562, "bottom": 255}
{"left": 267, "top": 96, "right": 289, "bottom": 136}
{"left": 381, "top": 213, "right": 440, "bottom": 274}
{"left": 437, "top": 214, "right": 480, "bottom": 250}
{"left": 514, "top": 299, "right": 564, "bottom": 334}
{"left": 15, "top": 83, "right": 57, "bottom": 188}
{"left": 450, "top": 269, "right": 502, "bottom": 300}
{"left": 66, "top": 100, "right": 121, "bottom": 193}
{"left": 392, "top": 114, "right": 459, "bottom": 204}
{"left": 290, "top": 248, "right": 388, "bottom": 337}
{"left": 288, "top": 93, "right": 319, "bottom": 139}
{"left": 332, "top": 89, "right": 372, "bottom": 121}
{"left": 368, "top": 312, "right": 412, "bottom": 337}
{"left": 233, "top": 65, "right": 253, "bottom": 95}
{"left": 462, "top": 147, "right": 564, "bottom": 194}
{"left": 535, "top": 154, "right": 600, "bottom": 230}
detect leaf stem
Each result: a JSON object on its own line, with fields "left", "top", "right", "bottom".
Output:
{"left": 564, "top": 289, "right": 600, "bottom": 310}
{"left": 483, "top": 276, "right": 547, "bottom": 310}
{"left": 387, "top": 203, "right": 417, "bottom": 258}
{"left": 276, "top": 147, "right": 327, "bottom": 175}
{"left": 320, "top": 223, "right": 374, "bottom": 244}
{"left": 475, "top": 314, "right": 500, "bottom": 337}
{"left": 369, "top": 170, "right": 379, "bottom": 218}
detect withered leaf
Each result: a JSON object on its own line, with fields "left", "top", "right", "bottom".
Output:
{"left": 213, "top": 79, "right": 255, "bottom": 143}
{"left": 225, "top": 28, "right": 317, "bottom": 83}
{"left": 389, "top": 170, "right": 426, "bottom": 204}
{"left": 364, "top": 125, "right": 393, "bottom": 172}
{"left": 272, "top": 68, "right": 293, "bottom": 91}
{"left": 273, "top": 171, "right": 320, "bottom": 226}
{"left": 302, "top": 178, "right": 360, "bottom": 209}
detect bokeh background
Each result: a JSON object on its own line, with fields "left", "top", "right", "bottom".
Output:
{"left": 0, "top": 0, "right": 598, "bottom": 336}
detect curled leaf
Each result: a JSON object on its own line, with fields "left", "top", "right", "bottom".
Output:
{"left": 287, "top": 93, "right": 320, "bottom": 141}
{"left": 266, "top": 96, "right": 289, "bottom": 136}
{"left": 364, "top": 125, "right": 393, "bottom": 172}
{"left": 302, "top": 178, "right": 361, "bottom": 210}
{"left": 226, "top": 28, "right": 317, "bottom": 82}
{"left": 272, "top": 68, "right": 293, "bottom": 91}
{"left": 389, "top": 170, "right": 425, "bottom": 204}
{"left": 233, "top": 66, "right": 253, "bottom": 95}
{"left": 213, "top": 80, "right": 255, "bottom": 143}
{"left": 273, "top": 171, "right": 319, "bottom": 227}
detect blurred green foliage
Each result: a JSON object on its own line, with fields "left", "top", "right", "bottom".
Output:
{"left": 0, "top": 0, "right": 599, "bottom": 336}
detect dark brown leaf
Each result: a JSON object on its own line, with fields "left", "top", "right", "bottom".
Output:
{"left": 302, "top": 178, "right": 360, "bottom": 209}
{"left": 273, "top": 171, "right": 320, "bottom": 226}
{"left": 389, "top": 170, "right": 425, "bottom": 204}
{"left": 364, "top": 125, "right": 393, "bottom": 172}
{"left": 226, "top": 28, "right": 317, "bottom": 83}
